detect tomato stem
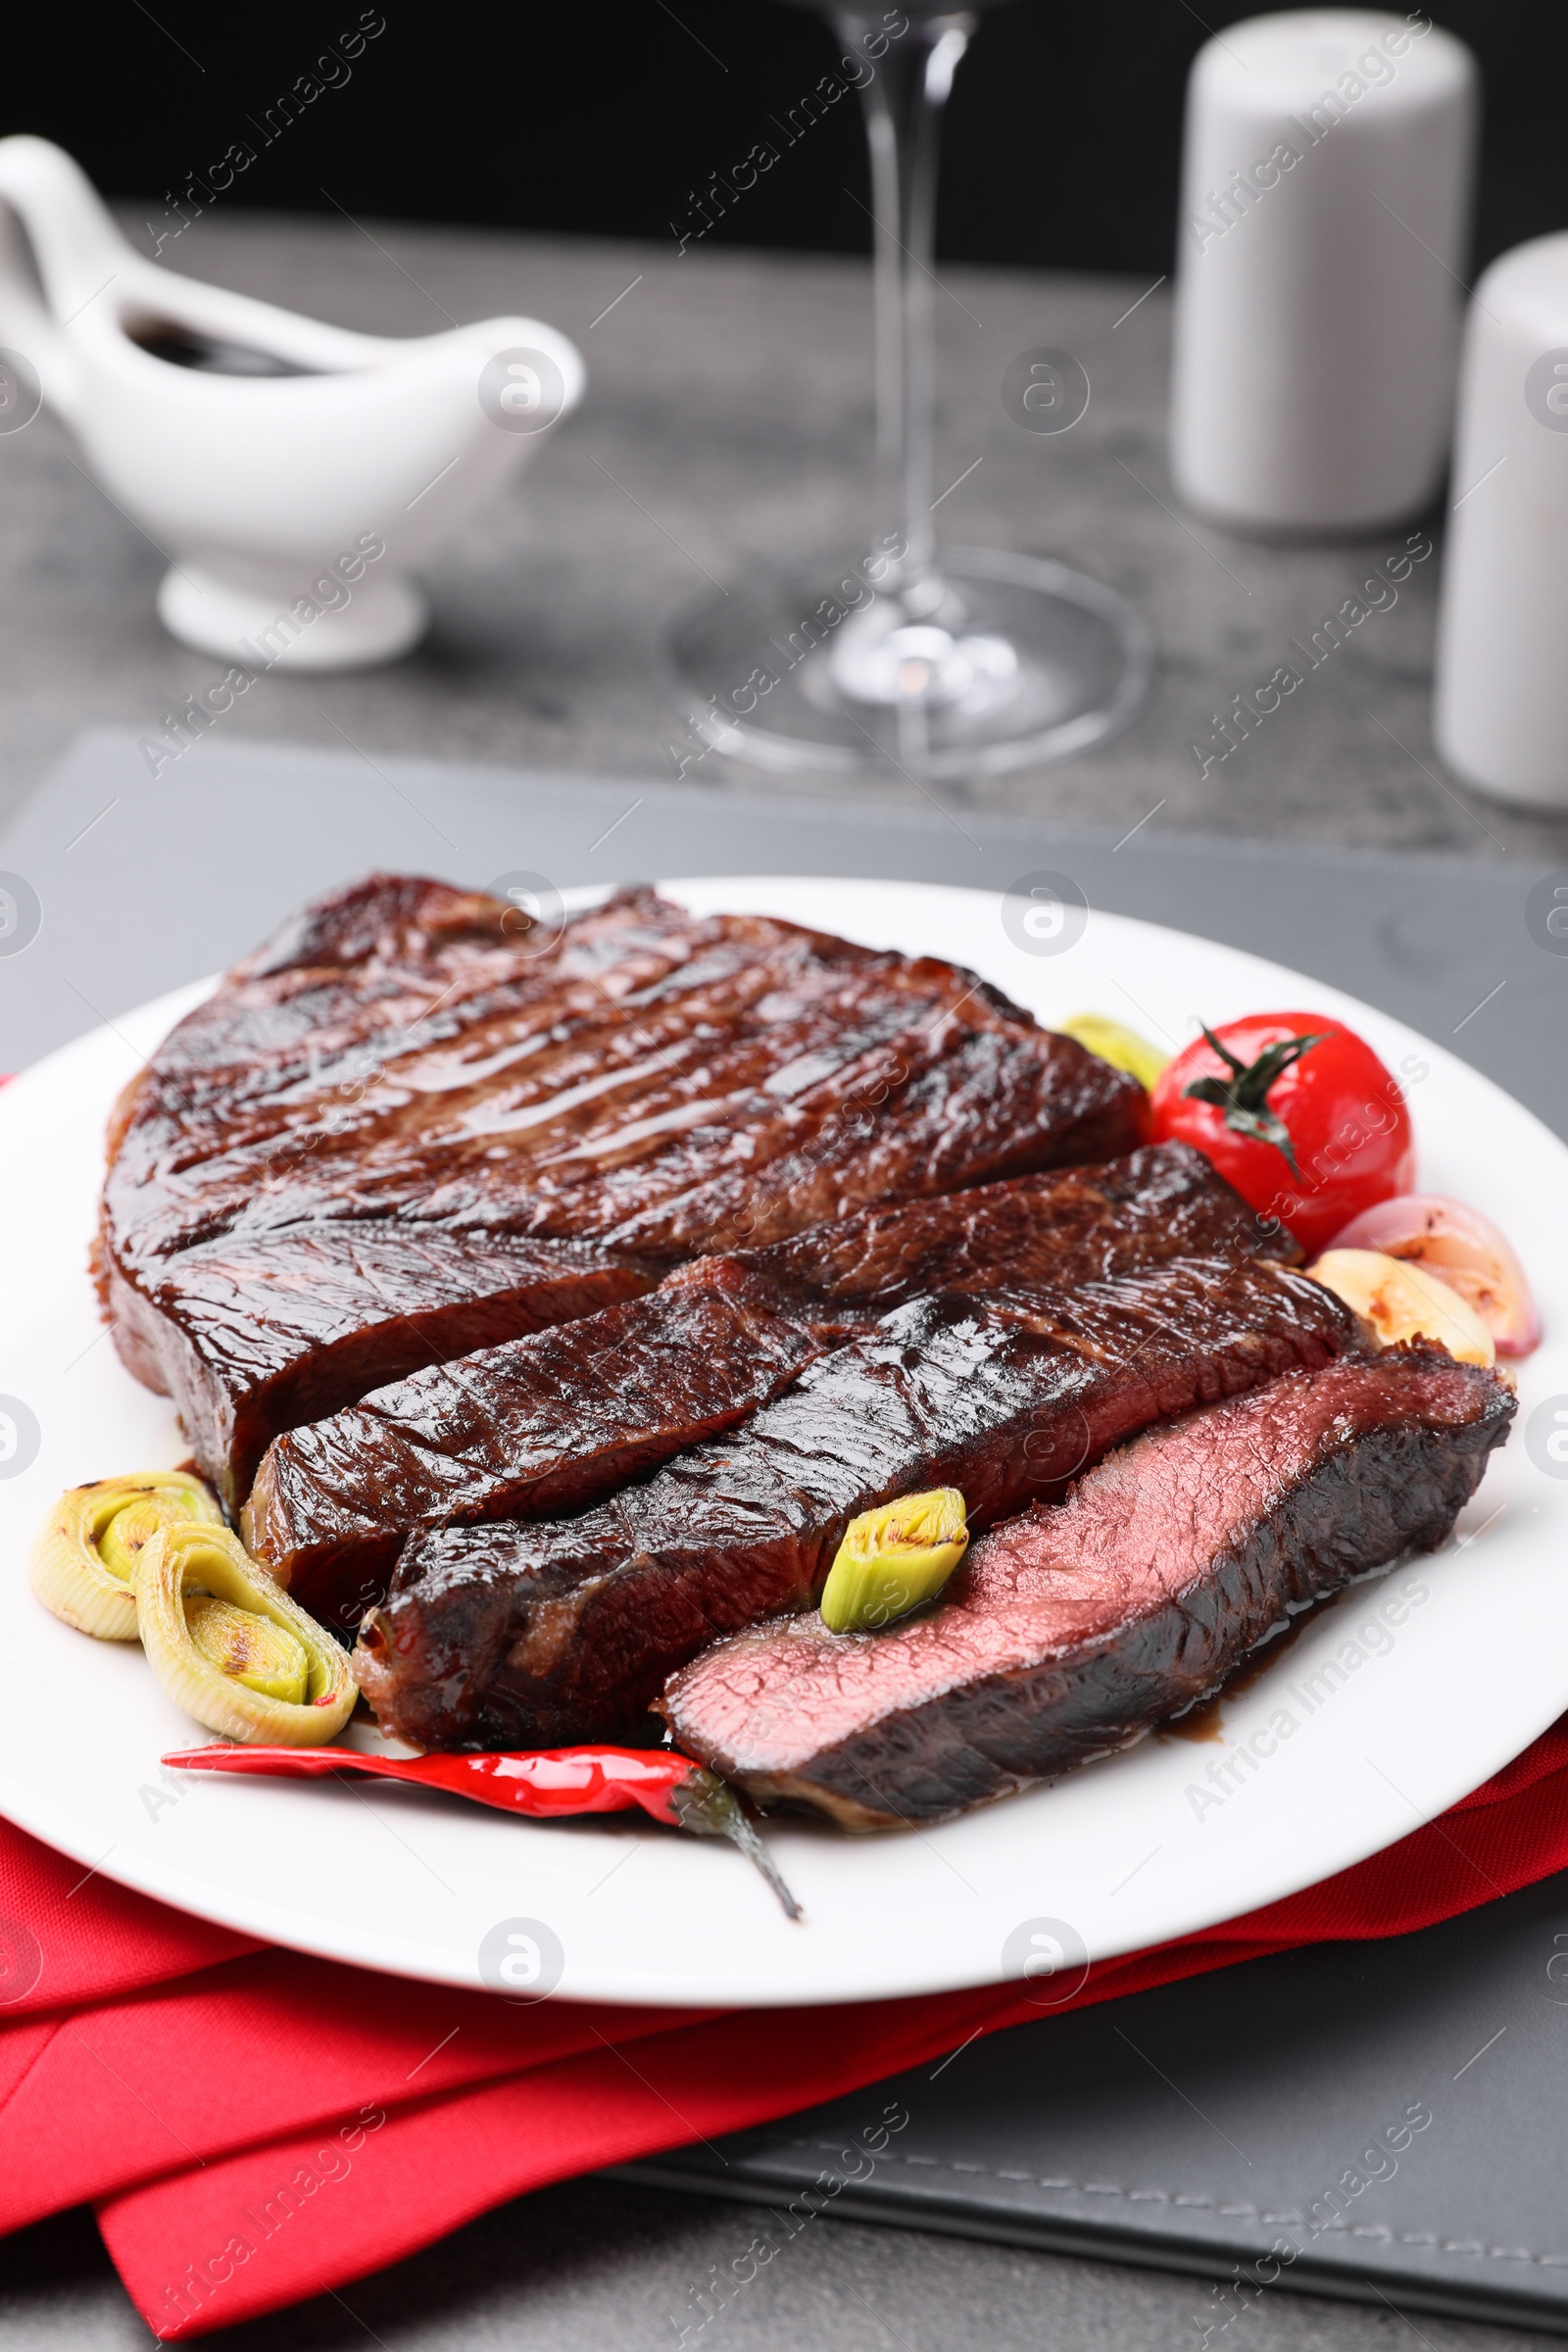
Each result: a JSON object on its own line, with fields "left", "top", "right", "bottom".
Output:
{"left": 1181, "top": 1025, "right": 1328, "bottom": 1178}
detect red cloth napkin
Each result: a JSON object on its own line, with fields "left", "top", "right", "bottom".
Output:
{"left": 4, "top": 1722, "right": 1568, "bottom": 2339}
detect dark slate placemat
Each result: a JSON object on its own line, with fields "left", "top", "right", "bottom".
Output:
{"left": 4, "top": 728, "right": 1566, "bottom": 2334}
{"left": 618, "top": 1872, "right": 1568, "bottom": 2336}
{"left": 0, "top": 731, "right": 1565, "bottom": 1146}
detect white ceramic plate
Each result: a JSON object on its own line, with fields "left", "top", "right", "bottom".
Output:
{"left": 0, "top": 877, "right": 1563, "bottom": 2009}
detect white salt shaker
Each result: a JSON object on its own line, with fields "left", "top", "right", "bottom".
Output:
{"left": 1434, "top": 235, "right": 1568, "bottom": 808}
{"left": 1170, "top": 10, "right": 1477, "bottom": 534}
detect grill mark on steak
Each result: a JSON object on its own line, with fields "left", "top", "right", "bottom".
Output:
{"left": 242, "top": 1144, "right": 1287, "bottom": 1620}
{"left": 659, "top": 1348, "right": 1514, "bottom": 1829}
{"left": 351, "top": 1257, "right": 1357, "bottom": 1751}
{"left": 113, "top": 1226, "right": 657, "bottom": 1514}
{"left": 242, "top": 1259, "right": 822, "bottom": 1627}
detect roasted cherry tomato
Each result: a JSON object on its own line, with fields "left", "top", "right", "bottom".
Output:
{"left": 1148, "top": 1011, "right": 1415, "bottom": 1257}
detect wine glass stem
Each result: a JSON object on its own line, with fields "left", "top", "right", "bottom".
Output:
{"left": 836, "top": 12, "right": 974, "bottom": 609}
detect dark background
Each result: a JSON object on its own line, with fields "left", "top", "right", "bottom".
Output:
{"left": 5, "top": 2, "right": 1564, "bottom": 277}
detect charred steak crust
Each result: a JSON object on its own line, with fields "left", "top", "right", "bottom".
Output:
{"left": 660, "top": 1348, "right": 1514, "bottom": 1829}
{"left": 128, "top": 1228, "right": 656, "bottom": 1515}
{"left": 241, "top": 1142, "right": 1290, "bottom": 1623}
{"left": 731, "top": 1140, "right": 1298, "bottom": 1314}
{"left": 100, "top": 874, "right": 1143, "bottom": 1481}
{"left": 351, "top": 1257, "right": 1357, "bottom": 1752}
{"left": 242, "top": 1259, "right": 824, "bottom": 1627}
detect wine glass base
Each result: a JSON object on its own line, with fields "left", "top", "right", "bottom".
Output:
{"left": 668, "top": 546, "right": 1152, "bottom": 782}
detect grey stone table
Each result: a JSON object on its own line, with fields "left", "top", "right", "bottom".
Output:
{"left": 2, "top": 214, "right": 1563, "bottom": 2351}
{"left": 0, "top": 204, "right": 1563, "bottom": 860}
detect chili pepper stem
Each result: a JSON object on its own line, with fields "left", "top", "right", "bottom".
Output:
{"left": 670, "top": 1771, "right": 804, "bottom": 1922}
{"left": 721, "top": 1811, "right": 805, "bottom": 1923}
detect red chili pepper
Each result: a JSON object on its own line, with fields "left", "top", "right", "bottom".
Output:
{"left": 162, "top": 1743, "right": 802, "bottom": 1918}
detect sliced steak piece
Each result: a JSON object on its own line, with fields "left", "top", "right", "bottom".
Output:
{"left": 239, "top": 1143, "right": 1287, "bottom": 1622}
{"left": 735, "top": 1141, "right": 1298, "bottom": 1320}
{"left": 661, "top": 1347, "right": 1514, "bottom": 1828}
{"left": 242, "top": 1260, "right": 823, "bottom": 1627}
{"left": 352, "top": 1257, "right": 1357, "bottom": 1751}
{"left": 112, "top": 1225, "right": 654, "bottom": 1513}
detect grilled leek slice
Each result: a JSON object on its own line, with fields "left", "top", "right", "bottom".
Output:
{"left": 136, "top": 1523, "right": 355, "bottom": 1743}
{"left": 820, "top": 1488, "right": 969, "bottom": 1634}
{"left": 29, "top": 1472, "right": 224, "bottom": 1642}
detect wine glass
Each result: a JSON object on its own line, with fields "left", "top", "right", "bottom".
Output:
{"left": 668, "top": 3, "right": 1152, "bottom": 781}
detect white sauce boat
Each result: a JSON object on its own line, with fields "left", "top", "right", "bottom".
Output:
{"left": 0, "top": 136, "right": 584, "bottom": 669}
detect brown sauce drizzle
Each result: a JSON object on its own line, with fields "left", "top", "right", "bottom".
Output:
{"left": 1159, "top": 1608, "right": 1318, "bottom": 1743}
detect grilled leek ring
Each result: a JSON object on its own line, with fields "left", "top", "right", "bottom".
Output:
{"left": 29, "top": 1472, "right": 224, "bottom": 1642}
{"left": 136, "top": 1523, "right": 356, "bottom": 1743}
{"left": 820, "top": 1487, "right": 969, "bottom": 1633}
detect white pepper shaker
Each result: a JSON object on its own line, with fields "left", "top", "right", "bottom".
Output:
{"left": 1434, "top": 233, "right": 1568, "bottom": 808}
{"left": 1170, "top": 10, "right": 1478, "bottom": 534}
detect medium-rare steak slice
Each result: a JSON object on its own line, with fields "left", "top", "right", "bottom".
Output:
{"left": 242, "top": 1260, "right": 824, "bottom": 1626}
{"left": 112, "top": 1226, "right": 657, "bottom": 1515}
{"left": 735, "top": 1140, "right": 1298, "bottom": 1316}
{"left": 352, "top": 1258, "right": 1357, "bottom": 1750}
{"left": 660, "top": 1348, "right": 1514, "bottom": 1828}
{"left": 242, "top": 1143, "right": 1287, "bottom": 1618}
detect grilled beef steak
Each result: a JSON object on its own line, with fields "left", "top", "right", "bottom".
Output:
{"left": 244, "top": 1143, "right": 1284, "bottom": 1619}
{"left": 661, "top": 1348, "right": 1514, "bottom": 1828}
{"left": 100, "top": 875, "right": 1143, "bottom": 1482}
{"left": 352, "top": 1258, "right": 1357, "bottom": 1750}
{"left": 101, "top": 874, "right": 1144, "bottom": 1268}
{"left": 242, "top": 1259, "right": 823, "bottom": 1625}
{"left": 116, "top": 1227, "right": 655, "bottom": 1514}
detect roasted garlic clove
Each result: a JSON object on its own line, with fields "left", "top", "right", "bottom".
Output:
{"left": 1329, "top": 1194, "right": 1540, "bottom": 1356}
{"left": 29, "top": 1471, "right": 224, "bottom": 1642}
{"left": 820, "top": 1487, "right": 969, "bottom": 1634}
{"left": 136, "top": 1523, "right": 356, "bottom": 1743}
{"left": 1307, "top": 1248, "right": 1495, "bottom": 1367}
